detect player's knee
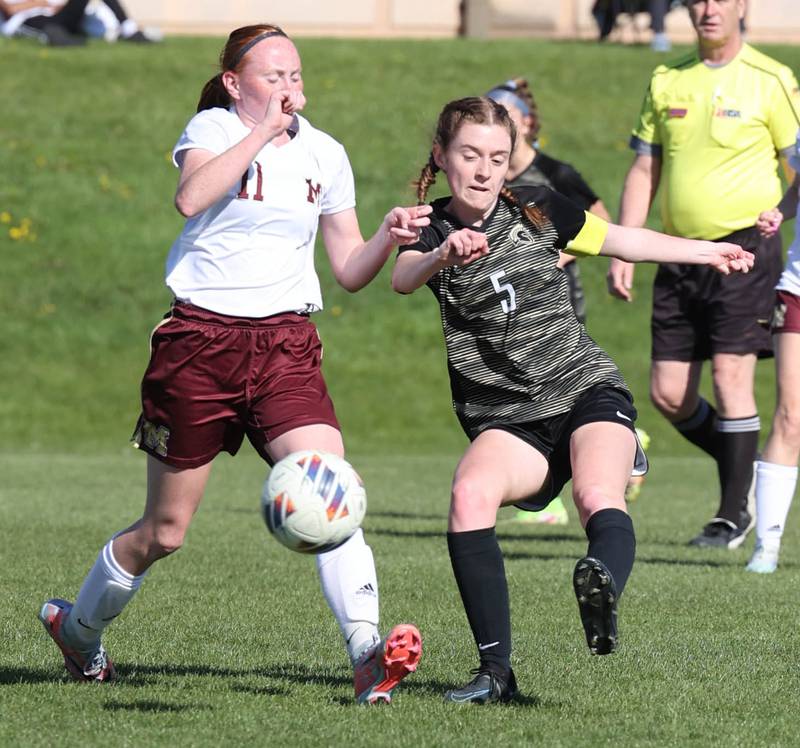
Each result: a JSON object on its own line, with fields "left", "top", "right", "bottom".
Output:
{"left": 450, "top": 477, "right": 499, "bottom": 521}
{"left": 773, "top": 405, "right": 800, "bottom": 448}
{"left": 573, "top": 485, "right": 619, "bottom": 523}
{"left": 650, "top": 386, "right": 691, "bottom": 420}
{"left": 148, "top": 523, "right": 187, "bottom": 559}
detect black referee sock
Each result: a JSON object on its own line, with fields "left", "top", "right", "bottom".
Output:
{"left": 672, "top": 398, "right": 720, "bottom": 460}
{"left": 585, "top": 509, "right": 636, "bottom": 596}
{"left": 447, "top": 528, "right": 511, "bottom": 673}
{"left": 715, "top": 416, "right": 760, "bottom": 524}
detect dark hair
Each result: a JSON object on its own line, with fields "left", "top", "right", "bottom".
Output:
{"left": 197, "top": 24, "right": 289, "bottom": 113}
{"left": 414, "top": 96, "right": 545, "bottom": 228}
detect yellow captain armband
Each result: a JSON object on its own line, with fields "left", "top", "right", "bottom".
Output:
{"left": 564, "top": 211, "right": 609, "bottom": 257}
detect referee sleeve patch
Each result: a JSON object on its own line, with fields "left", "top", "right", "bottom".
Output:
{"left": 564, "top": 212, "right": 608, "bottom": 257}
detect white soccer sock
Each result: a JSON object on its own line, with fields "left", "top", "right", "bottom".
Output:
{"left": 754, "top": 460, "right": 798, "bottom": 548}
{"left": 63, "top": 537, "right": 147, "bottom": 651}
{"left": 316, "top": 529, "right": 380, "bottom": 662}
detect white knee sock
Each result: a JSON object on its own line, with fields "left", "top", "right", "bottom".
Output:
{"left": 317, "top": 529, "right": 380, "bottom": 663}
{"left": 63, "top": 537, "right": 147, "bottom": 651}
{"left": 754, "top": 460, "right": 798, "bottom": 548}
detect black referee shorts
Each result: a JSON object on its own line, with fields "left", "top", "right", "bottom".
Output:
{"left": 479, "top": 385, "right": 647, "bottom": 513}
{"left": 651, "top": 225, "right": 782, "bottom": 361}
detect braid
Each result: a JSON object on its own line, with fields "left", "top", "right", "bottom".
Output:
{"left": 414, "top": 153, "right": 439, "bottom": 205}
{"left": 510, "top": 77, "right": 541, "bottom": 143}
{"left": 500, "top": 186, "right": 545, "bottom": 229}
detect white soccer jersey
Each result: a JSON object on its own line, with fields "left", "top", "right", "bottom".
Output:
{"left": 165, "top": 108, "right": 356, "bottom": 317}
{"left": 777, "top": 132, "right": 800, "bottom": 296}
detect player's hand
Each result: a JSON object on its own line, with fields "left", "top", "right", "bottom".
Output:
{"left": 384, "top": 205, "right": 432, "bottom": 246}
{"left": 756, "top": 208, "right": 782, "bottom": 238}
{"left": 434, "top": 228, "right": 489, "bottom": 267}
{"left": 607, "top": 257, "right": 635, "bottom": 301}
{"left": 261, "top": 89, "right": 306, "bottom": 135}
{"left": 705, "top": 242, "right": 755, "bottom": 275}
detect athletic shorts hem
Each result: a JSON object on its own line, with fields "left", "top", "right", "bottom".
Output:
{"left": 132, "top": 441, "right": 222, "bottom": 470}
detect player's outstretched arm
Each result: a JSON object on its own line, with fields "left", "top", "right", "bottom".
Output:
{"left": 320, "top": 205, "right": 432, "bottom": 292}
{"left": 600, "top": 224, "right": 754, "bottom": 275}
{"left": 392, "top": 228, "right": 489, "bottom": 294}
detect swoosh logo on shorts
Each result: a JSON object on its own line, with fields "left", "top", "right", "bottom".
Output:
{"left": 616, "top": 410, "right": 632, "bottom": 422}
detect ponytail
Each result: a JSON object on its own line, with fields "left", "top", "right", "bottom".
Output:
{"left": 197, "top": 73, "right": 230, "bottom": 113}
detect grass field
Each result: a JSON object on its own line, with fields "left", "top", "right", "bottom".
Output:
{"left": 2, "top": 31, "right": 800, "bottom": 747}
{"left": 3, "top": 451, "right": 799, "bottom": 746}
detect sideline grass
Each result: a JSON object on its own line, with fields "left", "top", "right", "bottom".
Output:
{"left": 2, "top": 450, "right": 798, "bottom": 746}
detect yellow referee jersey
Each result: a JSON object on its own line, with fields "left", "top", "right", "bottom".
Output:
{"left": 631, "top": 44, "right": 800, "bottom": 240}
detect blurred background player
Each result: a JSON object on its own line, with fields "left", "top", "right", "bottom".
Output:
{"left": 747, "top": 142, "right": 800, "bottom": 573}
{"left": 486, "top": 77, "right": 648, "bottom": 523}
{"left": 394, "top": 95, "right": 752, "bottom": 704}
{"left": 607, "top": 0, "right": 800, "bottom": 549}
{"left": 37, "top": 23, "right": 425, "bottom": 704}
{"left": 0, "top": 0, "right": 157, "bottom": 45}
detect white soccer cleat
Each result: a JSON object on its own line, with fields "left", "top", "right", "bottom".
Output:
{"left": 745, "top": 542, "right": 780, "bottom": 574}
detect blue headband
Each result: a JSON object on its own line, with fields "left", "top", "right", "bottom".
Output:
{"left": 486, "top": 87, "right": 531, "bottom": 116}
{"left": 230, "top": 29, "right": 288, "bottom": 68}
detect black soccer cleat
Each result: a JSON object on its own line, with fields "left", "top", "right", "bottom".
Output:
{"left": 688, "top": 513, "right": 753, "bottom": 549}
{"left": 573, "top": 556, "right": 618, "bottom": 655}
{"left": 444, "top": 667, "right": 518, "bottom": 705}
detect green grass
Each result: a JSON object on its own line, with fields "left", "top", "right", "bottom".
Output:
{"left": 2, "top": 450, "right": 799, "bottom": 746}
{"left": 3, "top": 33, "right": 800, "bottom": 746}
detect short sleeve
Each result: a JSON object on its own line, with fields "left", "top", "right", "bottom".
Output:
{"left": 564, "top": 212, "right": 609, "bottom": 257}
{"left": 398, "top": 221, "right": 444, "bottom": 255}
{"left": 516, "top": 186, "right": 586, "bottom": 249}
{"left": 768, "top": 67, "right": 800, "bottom": 155}
{"left": 172, "top": 109, "right": 231, "bottom": 167}
{"left": 630, "top": 80, "right": 661, "bottom": 151}
{"left": 320, "top": 144, "right": 356, "bottom": 215}
{"left": 549, "top": 162, "right": 600, "bottom": 212}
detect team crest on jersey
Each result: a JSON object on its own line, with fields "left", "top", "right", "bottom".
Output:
{"left": 510, "top": 225, "right": 533, "bottom": 246}
{"left": 714, "top": 108, "right": 741, "bottom": 118}
{"left": 306, "top": 179, "right": 322, "bottom": 204}
{"left": 132, "top": 417, "right": 170, "bottom": 457}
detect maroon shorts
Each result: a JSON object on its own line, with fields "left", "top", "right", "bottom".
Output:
{"left": 772, "top": 289, "right": 800, "bottom": 334}
{"left": 651, "top": 226, "right": 781, "bottom": 361}
{"left": 132, "top": 301, "right": 339, "bottom": 468}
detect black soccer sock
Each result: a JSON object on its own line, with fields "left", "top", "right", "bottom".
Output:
{"left": 715, "top": 416, "right": 760, "bottom": 524}
{"left": 100, "top": 0, "right": 129, "bottom": 22}
{"left": 447, "top": 528, "right": 511, "bottom": 673}
{"left": 585, "top": 509, "right": 636, "bottom": 596}
{"left": 672, "top": 398, "right": 720, "bottom": 459}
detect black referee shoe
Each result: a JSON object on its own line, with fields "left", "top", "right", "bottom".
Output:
{"left": 573, "top": 556, "right": 618, "bottom": 655}
{"left": 444, "top": 666, "right": 518, "bottom": 704}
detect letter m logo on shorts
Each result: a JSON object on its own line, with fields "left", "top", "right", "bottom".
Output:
{"left": 306, "top": 178, "right": 322, "bottom": 204}
{"left": 133, "top": 418, "right": 171, "bottom": 457}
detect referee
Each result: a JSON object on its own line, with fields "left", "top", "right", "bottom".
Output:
{"left": 607, "top": 0, "right": 800, "bottom": 549}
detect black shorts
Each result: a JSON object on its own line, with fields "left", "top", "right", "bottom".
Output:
{"left": 479, "top": 385, "right": 648, "bottom": 512}
{"left": 651, "top": 226, "right": 781, "bottom": 361}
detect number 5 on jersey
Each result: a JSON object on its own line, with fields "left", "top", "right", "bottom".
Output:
{"left": 490, "top": 270, "right": 517, "bottom": 314}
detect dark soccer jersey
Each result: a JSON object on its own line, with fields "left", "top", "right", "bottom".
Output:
{"left": 506, "top": 151, "right": 599, "bottom": 212}
{"left": 401, "top": 186, "right": 627, "bottom": 434}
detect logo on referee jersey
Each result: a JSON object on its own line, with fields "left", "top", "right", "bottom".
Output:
{"left": 713, "top": 108, "right": 741, "bottom": 118}
{"left": 667, "top": 108, "right": 688, "bottom": 118}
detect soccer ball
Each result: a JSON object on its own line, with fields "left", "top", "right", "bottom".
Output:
{"left": 261, "top": 450, "right": 367, "bottom": 554}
